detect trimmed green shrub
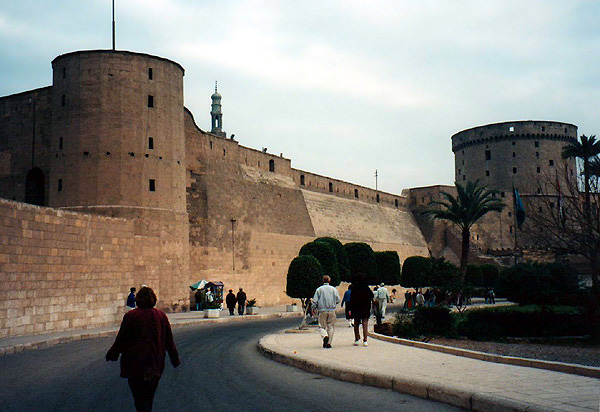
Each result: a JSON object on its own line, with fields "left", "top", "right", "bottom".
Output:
{"left": 299, "top": 241, "right": 340, "bottom": 286}
{"left": 401, "top": 256, "right": 429, "bottom": 288}
{"left": 496, "top": 262, "right": 580, "bottom": 305}
{"left": 375, "top": 251, "right": 401, "bottom": 285}
{"left": 286, "top": 255, "right": 323, "bottom": 299}
{"left": 465, "top": 264, "right": 483, "bottom": 287}
{"left": 412, "top": 306, "right": 454, "bottom": 336}
{"left": 344, "top": 242, "right": 378, "bottom": 285}
{"left": 315, "top": 237, "right": 350, "bottom": 282}
{"left": 429, "top": 257, "right": 460, "bottom": 291}
{"left": 480, "top": 264, "right": 500, "bottom": 288}
{"left": 458, "top": 306, "right": 587, "bottom": 340}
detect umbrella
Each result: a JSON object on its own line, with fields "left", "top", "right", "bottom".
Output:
{"left": 190, "top": 280, "right": 207, "bottom": 291}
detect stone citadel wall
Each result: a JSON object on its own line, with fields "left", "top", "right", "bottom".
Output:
{"left": 185, "top": 112, "right": 428, "bottom": 306}
{"left": 0, "top": 198, "right": 190, "bottom": 339}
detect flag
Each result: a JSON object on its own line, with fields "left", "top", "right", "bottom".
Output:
{"left": 514, "top": 188, "right": 526, "bottom": 229}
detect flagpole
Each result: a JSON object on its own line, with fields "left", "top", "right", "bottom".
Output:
{"left": 112, "top": 0, "right": 116, "bottom": 51}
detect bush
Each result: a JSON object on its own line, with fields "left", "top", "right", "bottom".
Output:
{"left": 401, "top": 256, "right": 429, "bottom": 288}
{"left": 480, "top": 264, "right": 500, "bottom": 288}
{"left": 429, "top": 257, "right": 460, "bottom": 291}
{"left": 465, "top": 264, "right": 483, "bottom": 287}
{"left": 392, "top": 313, "right": 419, "bottom": 339}
{"left": 315, "top": 237, "right": 350, "bottom": 282}
{"left": 299, "top": 241, "right": 340, "bottom": 286}
{"left": 412, "top": 306, "right": 454, "bottom": 336}
{"left": 286, "top": 255, "right": 324, "bottom": 299}
{"left": 496, "top": 262, "right": 581, "bottom": 305}
{"left": 458, "top": 306, "right": 587, "bottom": 340}
{"left": 375, "top": 251, "right": 401, "bottom": 285}
{"left": 344, "top": 242, "right": 378, "bottom": 285}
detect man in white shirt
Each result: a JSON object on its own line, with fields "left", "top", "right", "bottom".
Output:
{"left": 312, "top": 275, "right": 340, "bottom": 348}
{"left": 375, "top": 283, "right": 390, "bottom": 319}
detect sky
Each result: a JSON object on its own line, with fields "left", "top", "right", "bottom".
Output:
{"left": 1, "top": 0, "right": 599, "bottom": 195}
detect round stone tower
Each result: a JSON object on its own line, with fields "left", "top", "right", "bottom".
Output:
{"left": 49, "top": 50, "right": 186, "bottom": 213}
{"left": 451, "top": 120, "right": 577, "bottom": 195}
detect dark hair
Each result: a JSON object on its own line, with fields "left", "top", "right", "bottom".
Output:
{"left": 136, "top": 286, "right": 157, "bottom": 309}
{"left": 229, "top": 289, "right": 233, "bottom": 293}
{"left": 130, "top": 287, "right": 136, "bottom": 293}
{"left": 323, "top": 275, "right": 331, "bottom": 283}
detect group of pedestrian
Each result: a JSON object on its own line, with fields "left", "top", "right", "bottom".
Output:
{"left": 403, "top": 288, "right": 436, "bottom": 309}
{"left": 485, "top": 288, "right": 496, "bottom": 304}
{"left": 313, "top": 274, "right": 390, "bottom": 349}
{"left": 225, "top": 288, "right": 247, "bottom": 315}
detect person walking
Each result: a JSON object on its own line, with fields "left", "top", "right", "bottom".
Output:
{"left": 126, "top": 287, "right": 136, "bottom": 311}
{"left": 194, "top": 288, "right": 203, "bottom": 311}
{"left": 312, "top": 275, "right": 340, "bottom": 348}
{"left": 225, "top": 289, "right": 237, "bottom": 315}
{"left": 106, "top": 286, "right": 180, "bottom": 412}
{"left": 350, "top": 273, "right": 374, "bottom": 347}
{"left": 236, "top": 288, "right": 247, "bottom": 315}
{"left": 374, "top": 283, "right": 390, "bottom": 320}
{"left": 341, "top": 285, "right": 352, "bottom": 327}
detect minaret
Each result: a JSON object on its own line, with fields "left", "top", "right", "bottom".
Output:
{"left": 210, "top": 81, "right": 226, "bottom": 137}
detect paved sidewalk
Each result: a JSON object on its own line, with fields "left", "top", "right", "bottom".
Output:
{"left": 259, "top": 319, "right": 600, "bottom": 412}
{"left": 0, "top": 305, "right": 303, "bottom": 356}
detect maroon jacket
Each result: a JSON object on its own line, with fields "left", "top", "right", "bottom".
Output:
{"left": 106, "top": 308, "right": 180, "bottom": 379}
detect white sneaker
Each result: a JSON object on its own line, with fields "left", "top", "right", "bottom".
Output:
{"left": 354, "top": 340, "right": 360, "bottom": 346}
{"left": 347, "top": 321, "right": 353, "bottom": 327}
{"left": 363, "top": 341, "right": 368, "bottom": 347}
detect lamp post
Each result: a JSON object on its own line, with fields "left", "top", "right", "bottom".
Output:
{"left": 231, "top": 218, "right": 236, "bottom": 271}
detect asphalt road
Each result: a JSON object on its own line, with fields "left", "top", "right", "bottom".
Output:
{"left": 0, "top": 317, "right": 465, "bottom": 411}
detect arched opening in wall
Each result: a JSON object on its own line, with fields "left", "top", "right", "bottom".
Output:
{"left": 376, "top": 194, "right": 380, "bottom": 203}
{"left": 269, "top": 159, "right": 275, "bottom": 172}
{"left": 328, "top": 182, "right": 333, "bottom": 192}
{"left": 25, "top": 167, "right": 45, "bottom": 206}
{"left": 395, "top": 199, "right": 399, "bottom": 208}
{"left": 300, "top": 175, "right": 305, "bottom": 186}
{"left": 354, "top": 189, "right": 359, "bottom": 198}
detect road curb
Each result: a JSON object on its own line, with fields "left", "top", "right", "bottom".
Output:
{"left": 0, "top": 311, "right": 303, "bottom": 357}
{"left": 257, "top": 333, "right": 559, "bottom": 412}
{"left": 370, "top": 332, "right": 600, "bottom": 379}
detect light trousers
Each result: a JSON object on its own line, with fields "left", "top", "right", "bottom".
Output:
{"left": 318, "top": 311, "right": 336, "bottom": 343}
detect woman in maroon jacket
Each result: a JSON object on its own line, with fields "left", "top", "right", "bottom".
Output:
{"left": 106, "top": 286, "right": 180, "bottom": 412}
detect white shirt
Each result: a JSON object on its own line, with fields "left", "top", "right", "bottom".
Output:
{"left": 375, "top": 287, "right": 390, "bottom": 302}
{"left": 312, "top": 283, "right": 340, "bottom": 312}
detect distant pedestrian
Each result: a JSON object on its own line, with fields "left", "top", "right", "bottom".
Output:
{"left": 391, "top": 288, "right": 397, "bottom": 303}
{"left": 374, "top": 283, "right": 390, "bottom": 320}
{"left": 404, "top": 290, "right": 411, "bottom": 310}
{"left": 236, "top": 288, "right": 247, "bottom": 315}
{"left": 225, "top": 289, "right": 237, "bottom": 315}
{"left": 106, "top": 286, "right": 180, "bottom": 412}
{"left": 350, "top": 273, "right": 374, "bottom": 347}
{"left": 126, "top": 287, "right": 136, "bottom": 310}
{"left": 341, "top": 285, "right": 352, "bottom": 327}
{"left": 489, "top": 288, "right": 496, "bottom": 304}
{"left": 415, "top": 290, "right": 425, "bottom": 307}
{"left": 194, "top": 288, "right": 204, "bottom": 311}
{"left": 312, "top": 275, "right": 340, "bottom": 348}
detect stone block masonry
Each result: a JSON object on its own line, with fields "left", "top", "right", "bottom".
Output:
{"left": 0, "top": 199, "right": 190, "bottom": 339}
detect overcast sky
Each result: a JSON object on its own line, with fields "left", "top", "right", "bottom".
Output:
{"left": 1, "top": 0, "right": 599, "bottom": 194}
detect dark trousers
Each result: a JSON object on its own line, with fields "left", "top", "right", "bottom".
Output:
{"left": 228, "top": 306, "right": 235, "bottom": 315}
{"left": 128, "top": 377, "right": 160, "bottom": 412}
{"left": 238, "top": 303, "right": 245, "bottom": 315}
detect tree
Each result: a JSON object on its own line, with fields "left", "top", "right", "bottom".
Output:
{"left": 400, "top": 256, "right": 430, "bottom": 288}
{"left": 286, "top": 255, "right": 324, "bottom": 329}
{"left": 314, "top": 237, "right": 350, "bottom": 282}
{"left": 343, "top": 242, "right": 378, "bottom": 285}
{"left": 562, "top": 135, "right": 600, "bottom": 221}
{"left": 299, "top": 241, "right": 340, "bottom": 286}
{"left": 286, "top": 255, "right": 323, "bottom": 301}
{"left": 375, "top": 251, "right": 401, "bottom": 285}
{"left": 423, "top": 180, "right": 505, "bottom": 286}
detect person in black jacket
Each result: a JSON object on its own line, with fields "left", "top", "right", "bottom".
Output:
{"left": 349, "top": 273, "right": 374, "bottom": 347}
{"left": 225, "top": 289, "right": 237, "bottom": 315}
{"left": 236, "top": 288, "right": 247, "bottom": 315}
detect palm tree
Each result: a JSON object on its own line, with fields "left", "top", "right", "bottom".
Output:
{"left": 561, "top": 135, "right": 600, "bottom": 217}
{"left": 424, "top": 180, "right": 505, "bottom": 286}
